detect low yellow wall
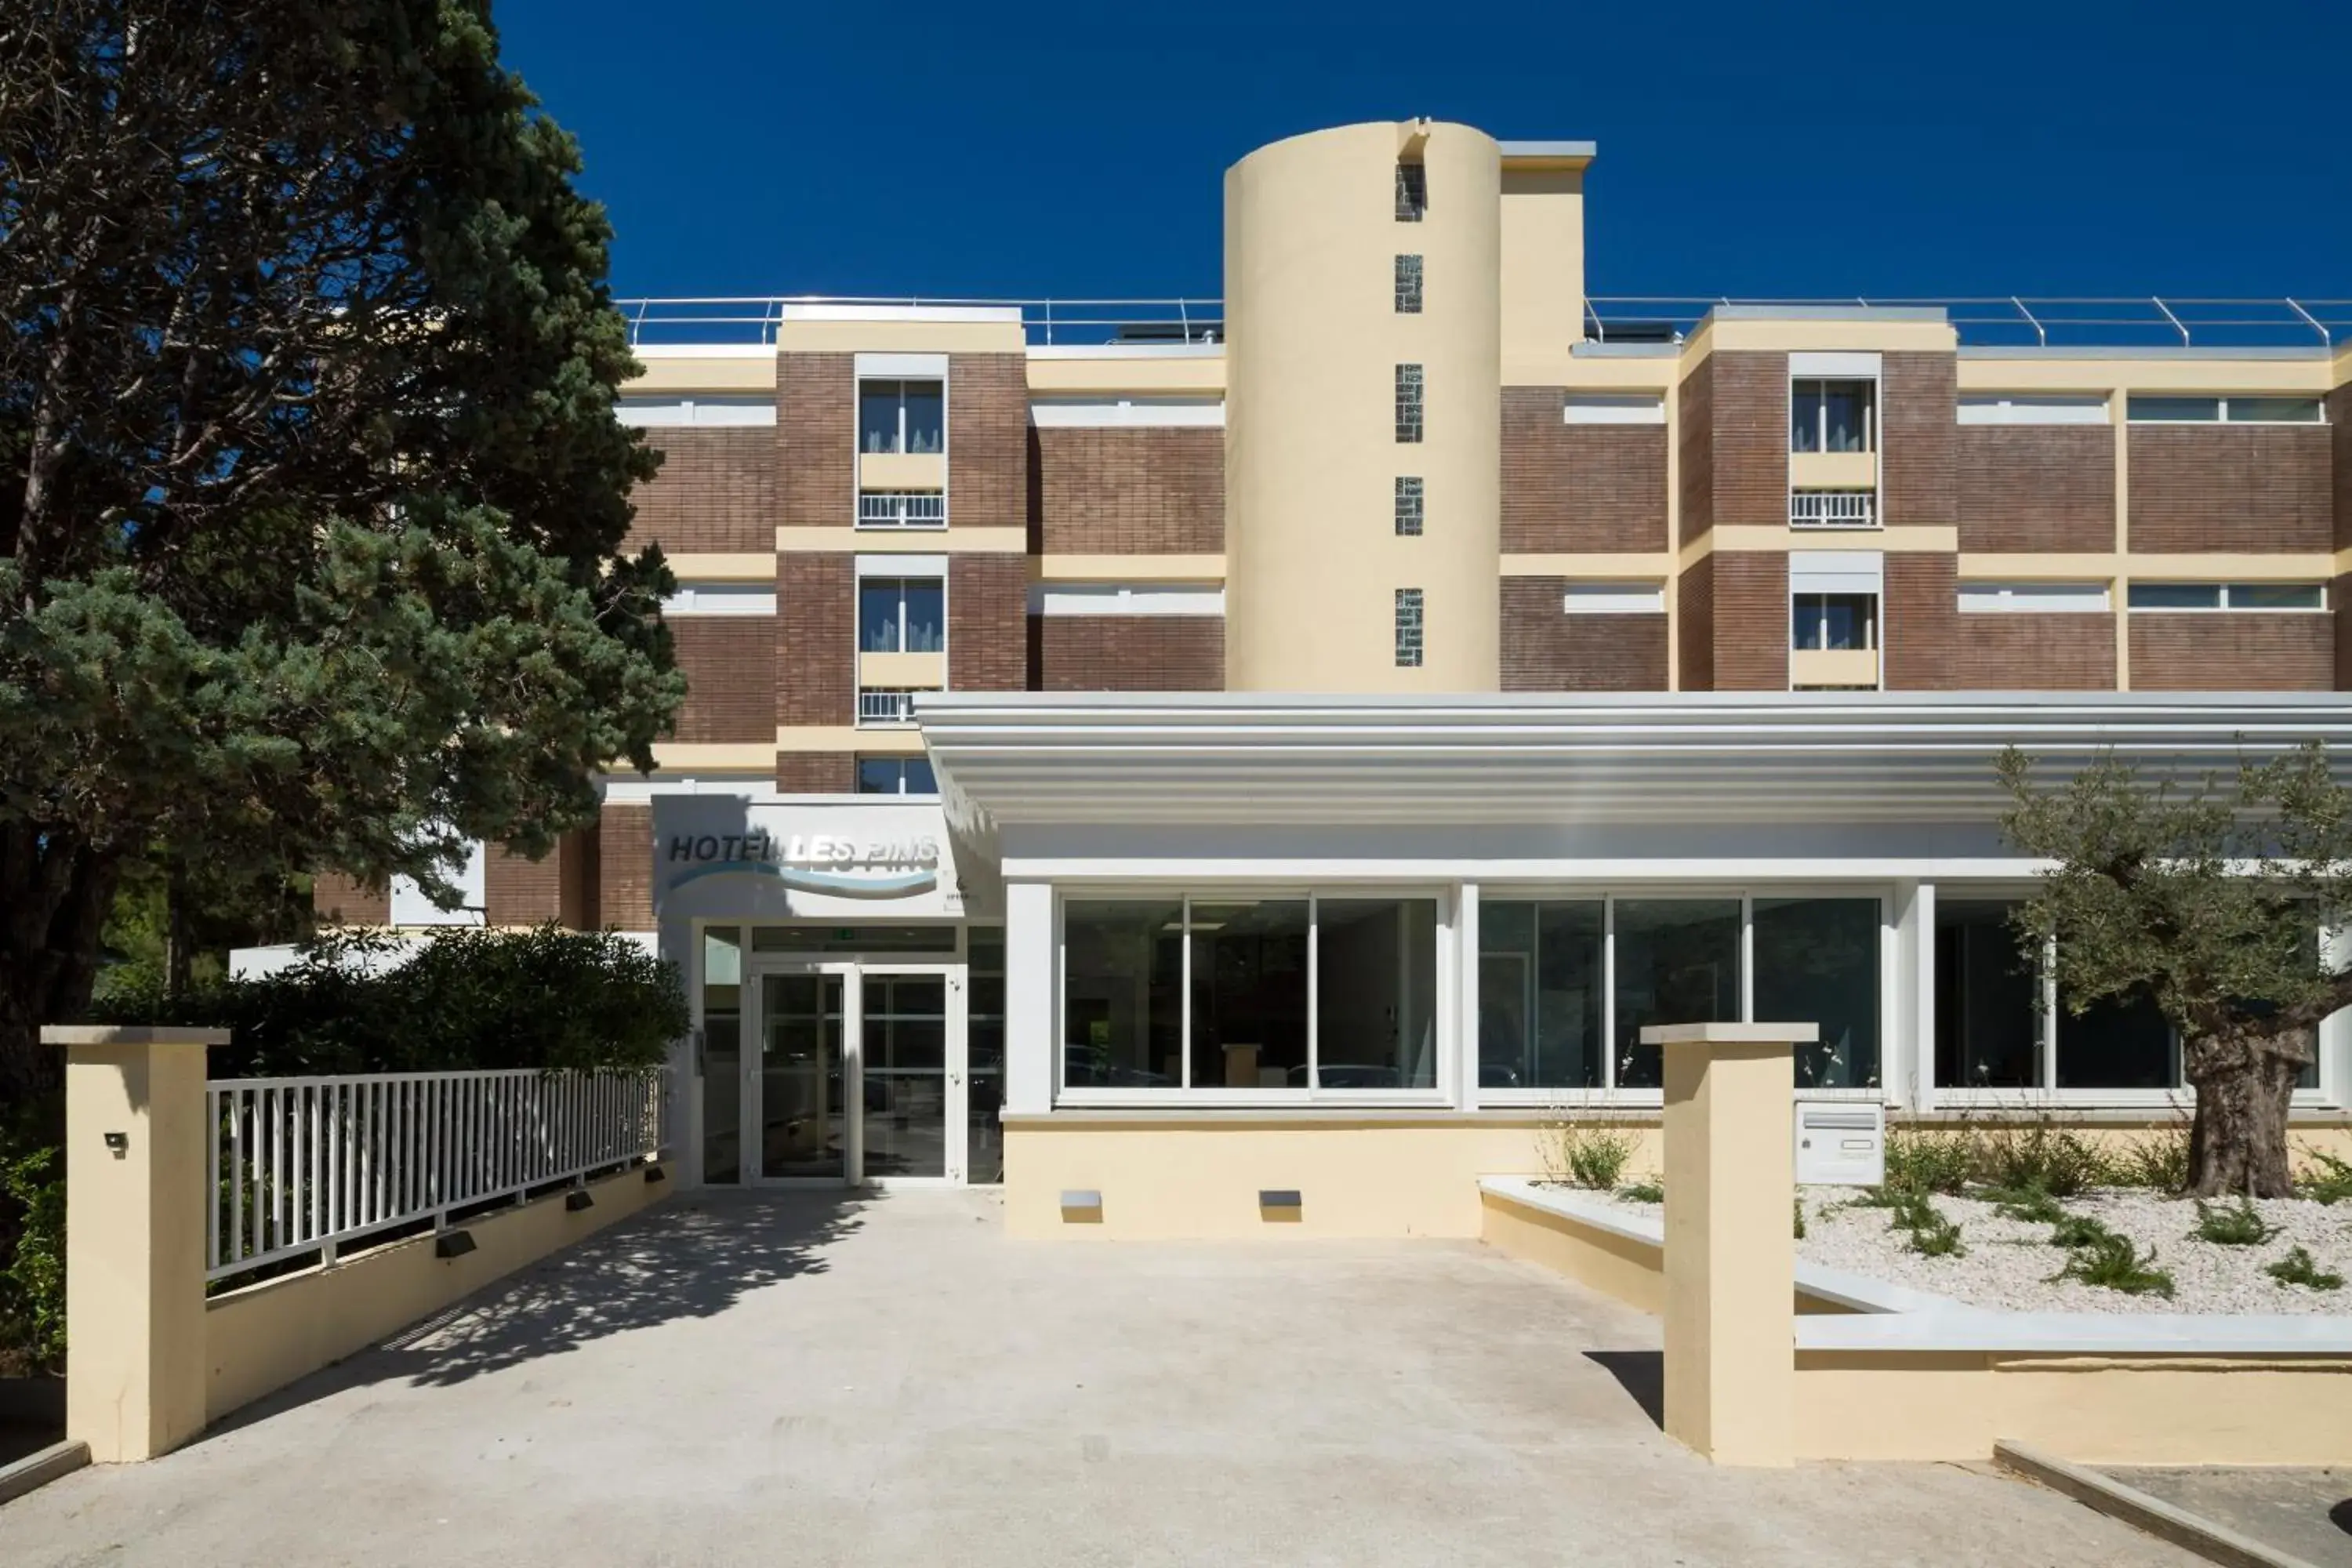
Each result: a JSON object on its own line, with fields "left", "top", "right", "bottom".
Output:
{"left": 1795, "top": 1353, "right": 2352, "bottom": 1465}
{"left": 1002, "top": 1116, "right": 1651, "bottom": 1239}
{"left": 205, "top": 1164, "right": 668, "bottom": 1424}
{"left": 1479, "top": 1188, "right": 1665, "bottom": 1312}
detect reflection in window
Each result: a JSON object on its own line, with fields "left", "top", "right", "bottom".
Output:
{"left": 858, "top": 577, "right": 945, "bottom": 652}
{"left": 858, "top": 379, "right": 944, "bottom": 454}
{"left": 2057, "top": 989, "right": 2176, "bottom": 1090}
{"left": 967, "top": 927, "right": 1005, "bottom": 1183}
{"left": 855, "top": 757, "right": 937, "bottom": 795}
{"left": 1479, "top": 902, "right": 1602, "bottom": 1091}
{"left": 1062, "top": 902, "right": 1183, "bottom": 1087}
{"left": 1791, "top": 379, "right": 1875, "bottom": 453}
{"left": 1189, "top": 901, "right": 1309, "bottom": 1090}
{"left": 1754, "top": 898, "right": 1881, "bottom": 1088}
{"left": 1614, "top": 899, "right": 1741, "bottom": 1088}
{"left": 1934, "top": 901, "right": 2038, "bottom": 1088}
{"left": 1316, "top": 899, "right": 1439, "bottom": 1088}
{"left": 1792, "top": 592, "right": 1878, "bottom": 651}
{"left": 700, "top": 927, "right": 742, "bottom": 1184}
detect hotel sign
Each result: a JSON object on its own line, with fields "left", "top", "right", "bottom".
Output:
{"left": 665, "top": 829, "right": 942, "bottom": 898}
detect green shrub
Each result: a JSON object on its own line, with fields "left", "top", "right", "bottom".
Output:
{"left": 1544, "top": 1120, "right": 1639, "bottom": 1191}
{"left": 1973, "top": 1122, "right": 2105, "bottom": 1198}
{"left": 1793, "top": 1196, "right": 1806, "bottom": 1241}
{"left": 1983, "top": 1183, "right": 2067, "bottom": 1225}
{"left": 2265, "top": 1247, "right": 2343, "bottom": 1291}
{"left": 1618, "top": 1178, "right": 1664, "bottom": 1204}
{"left": 2047, "top": 1213, "right": 2117, "bottom": 1249}
{"left": 2054, "top": 1232, "right": 2174, "bottom": 1298}
{"left": 0, "top": 1105, "right": 66, "bottom": 1377}
{"left": 2103, "top": 1125, "right": 2190, "bottom": 1192}
{"left": 1883, "top": 1126, "right": 1972, "bottom": 1196}
{"left": 1886, "top": 1191, "right": 1965, "bottom": 1258}
{"left": 2193, "top": 1198, "right": 2277, "bottom": 1247}
{"left": 90, "top": 924, "right": 686, "bottom": 1076}
{"left": 2296, "top": 1151, "right": 2352, "bottom": 1206}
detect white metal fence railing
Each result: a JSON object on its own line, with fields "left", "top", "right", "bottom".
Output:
{"left": 857, "top": 688, "right": 920, "bottom": 726}
{"left": 206, "top": 1068, "right": 666, "bottom": 1283}
{"left": 1790, "top": 490, "right": 1877, "bottom": 528}
{"left": 858, "top": 491, "right": 946, "bottom": 528}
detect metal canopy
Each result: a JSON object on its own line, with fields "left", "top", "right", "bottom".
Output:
{"left": 916, "top": 691, "right": 2352, "bottom": 829}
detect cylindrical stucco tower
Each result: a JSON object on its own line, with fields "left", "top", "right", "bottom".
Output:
{"left": 1223, "top": 120, "right": 1502, "bottom": 692}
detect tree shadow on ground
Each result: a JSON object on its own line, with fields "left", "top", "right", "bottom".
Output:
{"left": 207, "top": 1188, "right": 862, "bottom": 1436}
{"left": 1582, "top": 1348, "right": 1664, "bottom": 1431}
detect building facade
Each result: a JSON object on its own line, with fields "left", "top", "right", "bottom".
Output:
{"left": 307, "top": 120, "right": 2352, "bottom": 1224}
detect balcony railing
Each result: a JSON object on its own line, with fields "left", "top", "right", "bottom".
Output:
{"left": 1790, "top": 491, "right": 1878, "bottom": 529}
{"left": 857, "top": 688, "right": 922, "bottom": 728}
{"left": 858, "top": 492, "right": 946, "bottom": 529}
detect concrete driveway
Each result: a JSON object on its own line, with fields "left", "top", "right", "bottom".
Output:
{"left": 0, "top": 1189, "right": 2194, "bottom": 1567}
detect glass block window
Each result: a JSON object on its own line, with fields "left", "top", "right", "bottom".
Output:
{"left": 1395, "top": 162, "right": 1426, "bottom": 221}
{"left": 1394, "top": 476, "right": 1424, "bottom": 536}
{"left": 1395, "top": 364, "right": 1424, "bottom": 444}
{"left": 1395, "top": 588, "right": 1425, "bottom": 668}
{"left": 1395, "top": 254, "right": 1423, "bottom": 314}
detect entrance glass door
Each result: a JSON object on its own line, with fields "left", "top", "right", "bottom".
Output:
{"left": 758, "top": 973, "right": 848, "bottom": 1179}
{"left": 860, "top": 974, "right": 949, "bottom": 1179}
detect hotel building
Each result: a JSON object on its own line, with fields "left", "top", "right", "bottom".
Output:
{"left": 307, "top": 120, "right": 2352, "bottom": 1234}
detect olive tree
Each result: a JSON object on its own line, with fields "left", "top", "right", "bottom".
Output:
{"left": 1998, "top": 742, "right": 2347, "bottom": 1196}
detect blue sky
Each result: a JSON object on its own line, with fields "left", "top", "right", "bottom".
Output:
{"left": 497, "top": 0, "right": 2350, "bottom": 307}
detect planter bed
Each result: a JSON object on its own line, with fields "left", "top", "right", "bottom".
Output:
{"left": 1586, "top": 1185, "right": 2350, "bottom": 1317}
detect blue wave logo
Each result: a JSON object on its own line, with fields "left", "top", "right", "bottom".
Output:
{"left": 668, "top": 860, "right": 937, "bottom": 898}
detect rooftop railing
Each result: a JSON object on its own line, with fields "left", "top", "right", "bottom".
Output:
{"left": 612, "top": 295, "right": 2352, "bottom": 351}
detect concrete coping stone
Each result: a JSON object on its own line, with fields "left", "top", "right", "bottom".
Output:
{"left": 1639, "top": 1022, "right": 1820, "bottom": 1046}
{"left": 0, "top": 1439, "right": 89, "bottom": 1508}
{"left": 1993, "top": 1441, "right": 2325, "bottom": 1568}
{"left": 1475, "top": 1176, "right": 2352, "bottom": 1357}
{"left": 42, "top": 1025, "right": 230, "bottom": 1047}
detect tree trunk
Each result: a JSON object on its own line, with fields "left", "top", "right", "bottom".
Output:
{"left": 2184, "top": 1032, "right": 2303, "bottom": 1198}
{"left": 0, "top": 825, "right": 122, "bottom": 1106}
{"left": 164, "top": 858, "right": 192, "bottom": 1001}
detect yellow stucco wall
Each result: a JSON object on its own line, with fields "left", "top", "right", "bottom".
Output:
{"left": 205, "top": 1163, "right": 668, "bottom": 1426}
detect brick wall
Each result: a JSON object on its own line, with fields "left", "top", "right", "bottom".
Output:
{"left": 778, "top": 552, "right": 853, "bottom": 726}
{"left": 2129, "top": 426, "right": 2332, "bottom": 553}
{"left": 596, "top": 804, "right": 655, "bottom": 931}
{"left": 1033, "top": 615, "right": 1225, "bottom": 691}
{"left": 627, "top": 430, "right": 776, "bottom": 553}
{"left": 313, "top": 871, "right": 387, "bottom": 926}
{"left": 1951, "top": 614, "right": 2118, "bottom": 689}
{"left": 779, "top": 352, "right": 853, "bottom": 530}
{"left": 1501, "top": 390, "right": 1669, "bottom": 553}
{"left": 949, "top": 554, "right": 1029, "bottom": 691}
{"left": 1709, "top": 552, "right": 1788, "bottom": 690}
{"left": 1881, "top": 554, "right": 1959, "bottom": 691}
{"left": 1675, "top": 556, "right": 1713, "bottom": 689}
{"left": 2130, "top": 614, "right": 2335, "bottom": 690}
{"left": 776, "top": 752, "right": 858, "bottom": 793}
{"left": 1675, "top": 361, "right": 1714, "bottom": 549}
{"left": 485, "top": 848, "right": 563, "bottom": 925}
{"left": 1498, "top": 579, "right": 1668, "bottom": 691}
{"left": 1032, "top": 427, "right": 1223, "bottom": 554}
{"left": 1880, "top": 354, "right": 1957, "bottom": 530}
{"left": 949, "top": 355, "right": 1030, "bottom": 528}
{"left": 1958, "top": 427, "right": 2116, "bottom": 552}
{"left": 669, "top": 616, "right": 779, "bottom": 742}
{"left": 2337, "top": 571, "right": 2352, "bottom": 689}
{"left": 2333, "top": 385, "right": 2352, "bottom": 550}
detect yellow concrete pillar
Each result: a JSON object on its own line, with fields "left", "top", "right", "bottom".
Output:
{"left": 47, "top": 1025, "right": 227, "bottom": 1461}
{"left": 1644, "top": 1021, "right": 1815, "bottom": 1468}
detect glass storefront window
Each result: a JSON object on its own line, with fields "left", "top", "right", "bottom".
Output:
{"left": 1316, "top": 899, "right": 1439, "bottom": 1089}
{"left": 1753, "top": 897, "right": 1882, "bottom": 1089}
{"left": 1934, "top": 901, "right": 2038, "bottom": 1089}
{"left": 700, "top": 927, "right": 742, "bottom": 1184}
{"left": 1479, "top": 901, "right": 1602, "bottom": 1091}
{"left": 967, "top": 927, "right": 1005, "bottom": 1182}
{"left": 1613, "top": 899, "right": 1742, "bottom": 1089}
{"left": 1062, "top": 901, "right": 1183, "bottom": 1087}
{"left": 751, "top": 924, "right": 957, "bottom": 954}
{"left": 1189, "top": 900, "right": 1309, "bottom": 1090}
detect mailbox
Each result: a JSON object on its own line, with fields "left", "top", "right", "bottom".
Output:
{"left": 1794, "top": 1102, "right": 1886, "bottom": 1186}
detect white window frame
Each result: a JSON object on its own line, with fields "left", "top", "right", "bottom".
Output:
{"left": 665, "top": 583, "right": 779, "bottom": 615}
{"left": 1054, "top": 887, "right": 1457, "bottom": 1109}
{"left": 1956, "top": 394, "right": 2110, "bottom": 426}
{"left": 1561, "top": 583, "right": 1666, "bottom": 615}
{"left": 1788, "top": 376, "right": 1878, "bottom": 456}
{"left": 1029, "top": 584, "right": 1225, "bottom": 617}
{"left": 2126, "top": 394, "right": 2327, "bottom": 426}
{"left": 1472, "top": 887, "right": 1896, "bottom": 1108}
{"left": 1958, "top": 582, "right": 2112, "bottom": 613}
{"left": 1926, "top": 885, "right": 2339, "bottom": 1111}
{"left": 1563, "top": 393, "right": 1666, "bottom": 426}
{"left": 616, "top": 395, "right": 776, "bottom": 428}
{"left": 854, "top": 756, "right": 939, "bottom": 797}
{"left": 1026, "top": 396, "right": 1224, "bottom": 429}
{"left": 2125, "top": 582, "right": 2328, "bottom": 612}
{"left": 857, "top": 377, "right": 946, "bottom": 455}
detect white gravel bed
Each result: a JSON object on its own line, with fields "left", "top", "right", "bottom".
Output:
{"left": 1594, "top": 1185, "right": 2352, "bottom": 1316}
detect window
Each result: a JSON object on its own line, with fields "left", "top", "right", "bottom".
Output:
{"left": 699, "top": 927, "right": 743, "bottom": 1183}
{"left": 2126, "top": 582, "right": 2325, "bottom": 612}
{"left": 1062, "top": 895, "right": 1440, "bottom": 1094}
{"left": 1395, "top": 363, "right": 1424, "bottom": 442}
{"left": 1479, "top": 901, "right": 1602, "bottom": 1090}
{"left": 618, "top": 395, "right": 777, "bottom": 428}
{"left": 2128, "top": 395, "right": 2324, "bottom": 424}
{"left": 1563, "top": 393, "right": 1667, "bottom": 426}
{"left": 1958, "top": 582, "right": 2111, "bottom": 613}
{"left": 1957, "top": 394, "right": 2110, "bottom": 426}
{"left": 1933, "top": 899, "right": 2179, "bottom": 1093}
{"left": 1394, "top": 254, "right": 1423, "bottom": 314}
{"left": 664, "top": 583, "right": 778, "bottom": 615}
{"left": 855, "top": 757, "right": 938, "bottom": 795}
{"left": 1613, "top": 899, "right": 1742, "bottom": 1089}
{"left": 1792, "top": 593, "right": 1878, "bottom": 651}
{"left": 1394, "top": 476, "right": 1424, "bottom": 536}
{"left": 750, "top": 924, "right": 957, "bottom": 954}
{"left": 858, "top": 578, "right": 945, "bottom": 652}
{"left": 1791, "top": 379, "right": 1875, "bottom": 453}
{"left": 1753, "top": 898, "right": 1881, "bottom": 1090}
{"left": 858, "top": 379, "right": 944, "bottom": 454}
{"left": 967, "top": 927, "right": 1005, "bottom": 1182}
{"left": 1395, "top": 161, "right": 1426, "bottom": 221}
{"left": 1395, "top": 587, "right": 1424, "bottom": 667}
